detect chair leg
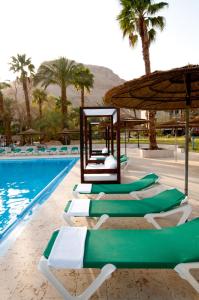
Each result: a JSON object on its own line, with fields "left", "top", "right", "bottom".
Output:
{"left": 175, "top": 262, "right": 199, "bottom": 293}
{"left": 63, "top": 214, "right": 76, "bottom": 226}
{"left": 93, "top": 214, "right": 110, "bottom": 229}
{"left": 144, "top": 204, "right": 192, "bottom": 229}
{"left": 95, "top": 192, "right": 105, "bottom": 200}
{"left": 73, "top": 190, "right": 80, "bottom": 198}
{"left": 38, "top": 257, "right": 116, "bottom": 300}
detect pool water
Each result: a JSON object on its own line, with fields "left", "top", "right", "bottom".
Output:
{"left": 0, "top": 158, "right": 78, "bottom": 240}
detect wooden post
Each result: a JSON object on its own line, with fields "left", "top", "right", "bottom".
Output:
{"left": 116, "top": 108, "right": 121, "bottom": 183}
{"left": 111, "top": 116, "right": 114, "bottom": 155}
{"left": 80, "top": 108, "right": 84, "bottom": 183}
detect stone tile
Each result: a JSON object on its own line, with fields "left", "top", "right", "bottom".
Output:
{"left": 1, "top": 151, "right": 199, "bottom": 299}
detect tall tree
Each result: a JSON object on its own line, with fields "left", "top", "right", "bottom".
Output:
{"left": 117, "top": 0, "right": 168, "bottom": 149}
{"left": 74, "top": 65, "right": 94, "bottom": 107}
{"left": 9, "top": 54, "right": 35, "bottom": 128}
{"left": 0, "top": 82, "right": 10, "bottom": 126}
{"left": 34, "top": 57, "right": 79, "bottom": 129}
{"left": 32, "top": 88, "right": 48, "bottom": 120}
{"left": 3, "top": 97, "right": 15, "bottom": 145}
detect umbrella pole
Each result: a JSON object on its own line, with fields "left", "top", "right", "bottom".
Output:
{"left": 175, "top": 129, "right": 177, "bottom": 161}
{"left": 125, "top": 127, "right": 127, "bottom": 156}
{"left": 137, "top": 132, "right": 140, "bottom": 148}
{"left": 184, "top": 106, "right": 189, "bottom": 195}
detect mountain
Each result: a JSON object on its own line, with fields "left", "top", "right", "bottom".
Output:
{"left": 6, "top": 64, "right": 125, "bottom": 107}
{"left": 45, "top": 64, "right": 125, "bottom": 106}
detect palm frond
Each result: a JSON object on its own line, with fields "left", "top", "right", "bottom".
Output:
{"left": 148, "top": 16, "right": 165, "bottom": 30}
{"left": 148, "top": 28, "right": 157, "bottom": 44}
{"left": 148, "top": 2, "right": 168, "bottom": 15}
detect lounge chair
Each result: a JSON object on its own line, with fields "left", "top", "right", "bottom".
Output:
{"left": 59, "top": 146, "right": 68, "bottom": 154}
{"left": 38, "top": 147, "right": 47, "bottom": 154}
{"left": 38, "top": 218, "right": 199, "bottom": 299}
{"left": 0, "top": 148, "right": 5, "bottom": 155}
{"left": 11, "top": 148, "right": 22, "bottom": 155}
{"left": 71, "top": 146, "right": 79, "bottom": 154}
{"left": 64, "top": 189, "right": 191, "bottom": 229}
{"left": 47, "top": 147, "right": 58, "bottom": 154}
{"left": 73, "top": 173, "right": 159, "bottom": 198}
{"left": 25, "top": 147, "right": 34, "bottom": 155}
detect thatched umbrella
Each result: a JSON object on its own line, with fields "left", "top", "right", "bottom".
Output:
{"left": 59, "top": 128, "right": 80, "bottom": 145}
{"left": 120, "top": 118, "right": 148, "bottom": 154}
{"left": 104, "top": 65, "right": 199, "bottom": 195}
{"left": 19, "top": 128, "right": 41, "bottom": 145}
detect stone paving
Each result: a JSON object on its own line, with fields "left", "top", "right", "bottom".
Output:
{"left": 1, "top": 149, "right": 199, "bottom": 300}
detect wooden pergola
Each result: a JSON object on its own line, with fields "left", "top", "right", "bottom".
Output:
{"left": 80, "top": 107, "right": 120, "bottom": 183}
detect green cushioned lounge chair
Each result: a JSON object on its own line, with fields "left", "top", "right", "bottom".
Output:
{"left": 0, "top": 148, "right": 5, "bottom": 154}
{"left": 47, "top": 147, "right": 58, "bottom": 154}
{"left": 71, "top": 146, "right": 79, "bottom": 154}
{"left": 38, "top": 147, "right": 47, "bottom": 154}
{"left": 59, "top": 146, "right": 68, "bottom": 154}
{"left": 73, "top": 173, "right": 159, "bottom": 198}
{"left": 25, "top": 147, "right": 34, "bottom": 155}
{"left": 39, "top": 218, "right": 199, "bottom": 299}
{"left": 64, "top": 189, "right": 191, "bottom": 229}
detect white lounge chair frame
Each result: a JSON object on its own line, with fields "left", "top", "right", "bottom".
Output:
{"left": 38, "top": 232, "right": 199, "bottom": 300}
{"left": 63, "top": 199, "right": 191, "bottom": 230}
{"left": 72, "top": 173, "right": 160, "bottom": 199}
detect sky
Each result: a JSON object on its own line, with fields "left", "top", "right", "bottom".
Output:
{"left": 1, "top": 0, "right": 199, "bottom": 81}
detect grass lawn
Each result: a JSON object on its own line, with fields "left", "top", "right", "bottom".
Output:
{"left": 123, "top": 136, "right": 199, "bottom": 152}
{"left": 92, "top": 137, "right": 199, "bottom": 152}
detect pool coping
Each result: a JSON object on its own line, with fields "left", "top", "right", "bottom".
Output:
{"left": 0, "top": 157, "right": 79, "bottom": 243}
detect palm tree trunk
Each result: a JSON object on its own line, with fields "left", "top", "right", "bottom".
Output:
{"left": 0, "top": 93, "right": 4, "bottom": 129}
{"left": 61, "top": 84, "right": 68, "bottom": 129}
{"left": 4, "top": 118, "right": 12, "bottom": 146}
{"left": 22, "top": 77, "right": 31, "bottom": 128}
{"left": 0, "top": 93, "right": 4, "bottom": 116}
{"left": 140, "top": 26, "right": 158, "bottom": 150}
{"left": 39, "top": 99, "right": 42, "bottom": 119}
{"left": 81, "top": 87, "right": 85, "bottom": 107}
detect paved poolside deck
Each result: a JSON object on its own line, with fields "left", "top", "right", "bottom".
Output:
{"left": 1, "top": 149, "right": 199, "bottom": 300}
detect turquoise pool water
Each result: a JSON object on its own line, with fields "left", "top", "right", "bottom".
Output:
{"left": 0, "top": 157, "right": 78, "bottom": 241}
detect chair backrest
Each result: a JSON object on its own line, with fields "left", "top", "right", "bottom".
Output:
{"left": 71, "top": 146, "right": 78, "bottom": 151}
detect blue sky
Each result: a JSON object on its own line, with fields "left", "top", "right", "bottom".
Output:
{"left": 1, "top": 0, "right": 199, "bottom": 81}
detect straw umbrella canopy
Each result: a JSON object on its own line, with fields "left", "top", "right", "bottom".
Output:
{"left": 104, "top": 65, "right": 199, "bottom": 195}
{"left": 189, "top": 116, "right": 199, "bottom": 127}
{"left": 156, "top": 119, "right": 185, "bottom": 129}
{"left": 19, "top": 128, "right": 41, "bottom": 145}
{"left": 19, "top": 128, "right": 40, "bottom": 135}
{"left": 59, "top": 128, "right": 80, "bottom": 144}
{"left": 120, "top": 112, "right": 148, "bottom": 153}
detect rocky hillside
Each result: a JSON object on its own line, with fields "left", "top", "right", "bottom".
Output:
{"left": 7, "top": 64, "right": 125, "bottom": 107}
{"left": 45, "top": 64, "right": 125, "bottom": 106}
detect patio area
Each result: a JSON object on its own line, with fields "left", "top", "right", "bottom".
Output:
{"left": 1, "top": 149, "right": 199, "bottom": 300}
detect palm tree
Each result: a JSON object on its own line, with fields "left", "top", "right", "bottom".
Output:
{"left": 34, "top": 57, "right": 79, "bottom": 129}
{"left": 0, "top": 82, "right": 10, "bottom": 125}
{"left": 9, "top": 54, "right": 35, "bottom": 128}
{"left": 32, "top": 88, "right": 48, "bottom": 120}
{"left": 74, "top": 65, "right": 94, "bottom": 107}
{"left": 117, "top": 0, "right": 168, "bottom": 149}
{"left": 4, "top": 97, "right": 15, "bottom": 145}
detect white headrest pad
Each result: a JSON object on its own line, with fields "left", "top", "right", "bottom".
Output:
{"left": 104, "top": 155, "right": 117, "bottom": 169}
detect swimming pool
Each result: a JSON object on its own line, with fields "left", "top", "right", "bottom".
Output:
{"left": 0, "top": 157, "right": 78, "bottom": 241}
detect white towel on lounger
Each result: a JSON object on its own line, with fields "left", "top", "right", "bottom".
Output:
{"left": 67, "top": 199, "right": 90, "bottom": 216}
{"left": 48, "top": 226, "right": 87, "bottom": 269}
{"left": 75, "top": 184, "right": 92, "bottom": 193}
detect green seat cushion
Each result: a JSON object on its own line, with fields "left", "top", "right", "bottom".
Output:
{"left": 120, "top": 155, "right": 128, "bottom": 163}
{"left": 43, "top": 218, "right": 199, "bottom": 269}
{"left": 65, "top": 189, "right": 185, "bottom": 217}
{"left": 90, "top": 173, "right": 158, "bottom": 194}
